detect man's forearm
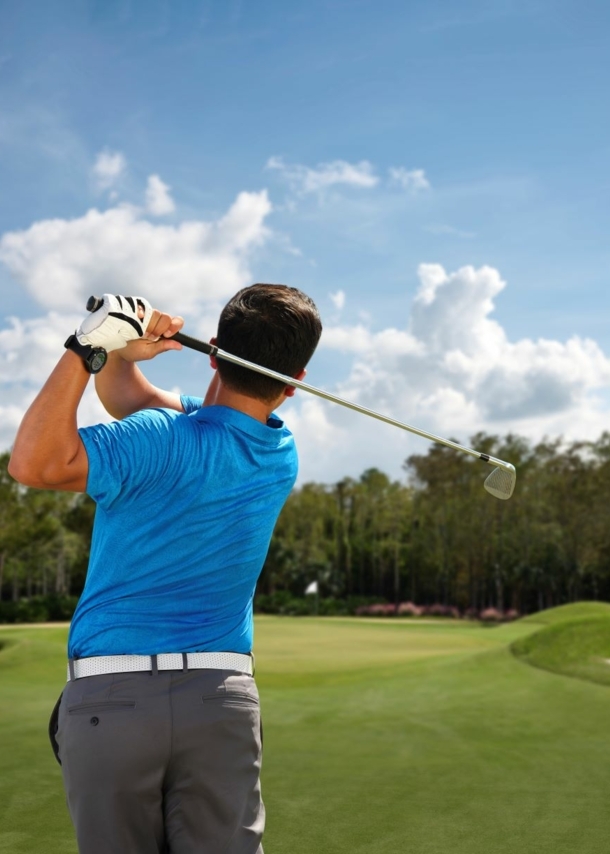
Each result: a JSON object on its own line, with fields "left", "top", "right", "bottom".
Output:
{"left": 8, "top": 350, "right": 90, "bottom": 490}
{"left": 95, "top": 352, "right": 183, "bottom": 419}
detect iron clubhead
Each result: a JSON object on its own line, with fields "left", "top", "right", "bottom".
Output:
{"left": 484, "top": 465, "right": 516, "bottom": 500}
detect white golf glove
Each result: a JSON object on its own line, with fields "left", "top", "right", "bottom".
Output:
{"left": 76, "top": 294, "right": 154, "bottom": 352}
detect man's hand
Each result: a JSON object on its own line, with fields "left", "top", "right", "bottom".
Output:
{"left": 77, "top": 294, "right": 157, "bottom": 352}
{"left": 117, "top": 308, "right": 185, "bottom": 362}
{"left": 94, "top": 304, "right": 186, "bottom": 419}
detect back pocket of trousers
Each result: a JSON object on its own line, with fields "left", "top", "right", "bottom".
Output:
{"left": 68, "top": 701, "right": 136, "bottom": 715}
{"left": 201, "top": 694, "right": 258, "bottom": 709}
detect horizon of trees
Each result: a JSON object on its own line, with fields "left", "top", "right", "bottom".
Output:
{"left": 1, "top": 431, "right": 610, "bottom": 615}
{"left": 258, "top": 432, "right": 610, "bottom": 613}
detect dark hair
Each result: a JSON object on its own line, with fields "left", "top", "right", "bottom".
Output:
{"left": 216, "top": 283, "right": 322, "bottom": 403}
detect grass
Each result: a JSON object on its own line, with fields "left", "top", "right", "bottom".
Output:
{"left": 0, "top": 626, "right": 78, "bottom": 854}
{"left": 518, "top": 600, "right": 610, "bottom": 626}
{"left": 1, "top": 608, "right": 610, "bottom": 853}
{"left": 512, "top": 614, "right": 610, "bottom": 687}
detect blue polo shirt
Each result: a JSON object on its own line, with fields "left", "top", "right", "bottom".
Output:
{"left": 68, "top": 397, "right": 297, "bottom": 659}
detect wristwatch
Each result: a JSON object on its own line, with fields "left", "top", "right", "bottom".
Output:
{"left": 64, "top": 334, "right": 108, "bottom": 374}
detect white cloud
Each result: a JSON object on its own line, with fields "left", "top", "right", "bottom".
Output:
{"left": 281, "top": 397, "right": 348, "bottom": 475}
{"left": 0, "top": 384, "right": 112, "bottom": 456}
{"left": 3, "top": 199, "right": 609, "bottom": 488}
{"left": 145, "top": 174, "right": 175, "bottom": 215}
{"left": 329, "top": 290, "right": 345, "bottom": 310}
{"left": 389, "top": 167, "right": 430, "bottom": 191}
{"left": 0, "top": 311, "right": 80, "bottom": 384}
{"left": 0, "top": 310, "right": 112, "bottom": 453}
{"left": 0, "top": 174, "right": 276, "bottom": 448}
{"left": 0, "top": 190, "right": 272, "bottom": 315}
{"left": 266, "top": 156, "right": 378, "bottom": 194}
{"left": 0, "top": 403, "right": 28, "bottom": 448}
{"left": 322, "top": 324, "right": 421, "bottom": 357}
{"left": 283, "top": 263, "right": 610, "bottom": 482}
{"left": 93, "top": 150, "right": 126, "bottom": 190}
{"left": 0, "top": 186, "right": 274, "bottom": 455}
{"left": 332, "top": 263, "right": 610, "bottom": 422}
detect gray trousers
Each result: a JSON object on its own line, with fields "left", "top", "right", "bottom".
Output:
{"left": 50, "top": 668, "right": 265, "bottom": 854}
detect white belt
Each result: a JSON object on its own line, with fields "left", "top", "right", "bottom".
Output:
{"left": 67, "top": 652, "right": 254, "bottom": 682}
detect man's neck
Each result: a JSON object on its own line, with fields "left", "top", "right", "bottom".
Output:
{"left": 204, "top": 377, "right": 280, "bottom": 424}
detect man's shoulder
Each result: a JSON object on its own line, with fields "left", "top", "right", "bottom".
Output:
{"left": 80, "top": 406, "right": 187, "bottom": 449}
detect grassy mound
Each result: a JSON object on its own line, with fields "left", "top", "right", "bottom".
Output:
{"left": 519, "top": 601, "right": 610, "bottom": 626}
{"left": 512, "top": 615, "right": 610, "bottom": 686}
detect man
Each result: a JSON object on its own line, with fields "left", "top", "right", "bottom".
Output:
{"left": 8, "top": 283, "right": 322, "bottom": 854}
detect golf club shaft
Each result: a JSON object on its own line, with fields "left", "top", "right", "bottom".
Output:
{"left": 173, "top": 332, "right": 513, "bottom": 473}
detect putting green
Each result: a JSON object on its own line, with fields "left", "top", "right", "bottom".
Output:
{"left": 1, "top": 611, "right": 609, "bottom": 853}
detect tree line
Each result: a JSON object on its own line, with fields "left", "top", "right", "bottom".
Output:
{"left": 1, "top": 433, "right": 610, "bottom": 620}
{"left": 257, "top": 433, "right": 610, "bottom": 615}
{"left": 0, "top": 453, "right": 94, "bottom": 620}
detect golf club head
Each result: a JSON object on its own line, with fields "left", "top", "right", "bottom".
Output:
{"left": 484, "top": 465, "right": 516, "bottom": 500}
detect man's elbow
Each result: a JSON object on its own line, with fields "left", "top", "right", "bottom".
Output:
{"left": 8, "top": 452, "right": 64, "bottom": 489}
{"left": 7, "top": 451, "right": 25, "bottom": 482}
{"left": 8, "top": 445, "right": 87, "bottom": 492}
{"left": 8, "top": 453, "right": 45, "bottom": 488}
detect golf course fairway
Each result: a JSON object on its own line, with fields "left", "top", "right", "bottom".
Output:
{"left": 1, "top": 606, "right": 609, "bottom": 853}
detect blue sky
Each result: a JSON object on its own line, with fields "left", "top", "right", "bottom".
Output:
{"left": 1, "top": 0, "right": 609, "bottom": 482}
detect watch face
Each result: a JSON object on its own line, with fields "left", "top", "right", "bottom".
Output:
{"left": 89, "top": 350, "right": 107, "bottom": 373}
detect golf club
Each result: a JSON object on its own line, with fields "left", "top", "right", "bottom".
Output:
{"left": 86, "top": 296, "right": 517, "bottom": 499}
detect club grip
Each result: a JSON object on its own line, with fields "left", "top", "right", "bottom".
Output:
{"left": 173, "top": 332, "right": 215, "bottom": 355}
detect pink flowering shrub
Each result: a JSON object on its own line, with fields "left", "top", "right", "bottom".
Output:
{"left": 397, "top": 601, "right": 424, "bottom": 617}
{"left": 479, "top": 607, "right": 504, "bottom": 622}
{"left": 355, "top": 603, "right": 397, "bottom": 616}
{"left": 354, "top": 602, "right": 520, "bottom": 621}
{"left": 423, "top": 603, "right": 461, "bottom": 618}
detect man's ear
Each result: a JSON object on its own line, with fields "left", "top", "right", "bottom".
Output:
{"left": 209, "top": 336, "right": 218, "bottom": 370}
{"left": 284, "top": 368, "right": 306, "bottom": 398}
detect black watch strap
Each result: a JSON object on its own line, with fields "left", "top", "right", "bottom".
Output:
{"left": 64, "top": 334, "right": 108, "bottom": 374}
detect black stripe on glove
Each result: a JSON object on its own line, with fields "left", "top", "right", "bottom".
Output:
{"left": 108, "top": 311, "right": 144, "bottom": 337}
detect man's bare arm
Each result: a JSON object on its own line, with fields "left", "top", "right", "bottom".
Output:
{"left": 95, "top": 354, "right": 185, "bottom": 419}
{"left": 94, "top": 311, "right": 186, "bottom": 419}
{"left": 9, "top": 306, "right": 189, "bottom": 490}
{"left": 8, "top": 351, "right": 90, "bottom": 491}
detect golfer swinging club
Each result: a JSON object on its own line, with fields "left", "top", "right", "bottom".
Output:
{"left": 8, "top": 283, "right": 323, "bottom": 854}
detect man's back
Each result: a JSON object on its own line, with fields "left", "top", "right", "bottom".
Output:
{"left": 70, "top": 401, "right": 298, "bottom": 658}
